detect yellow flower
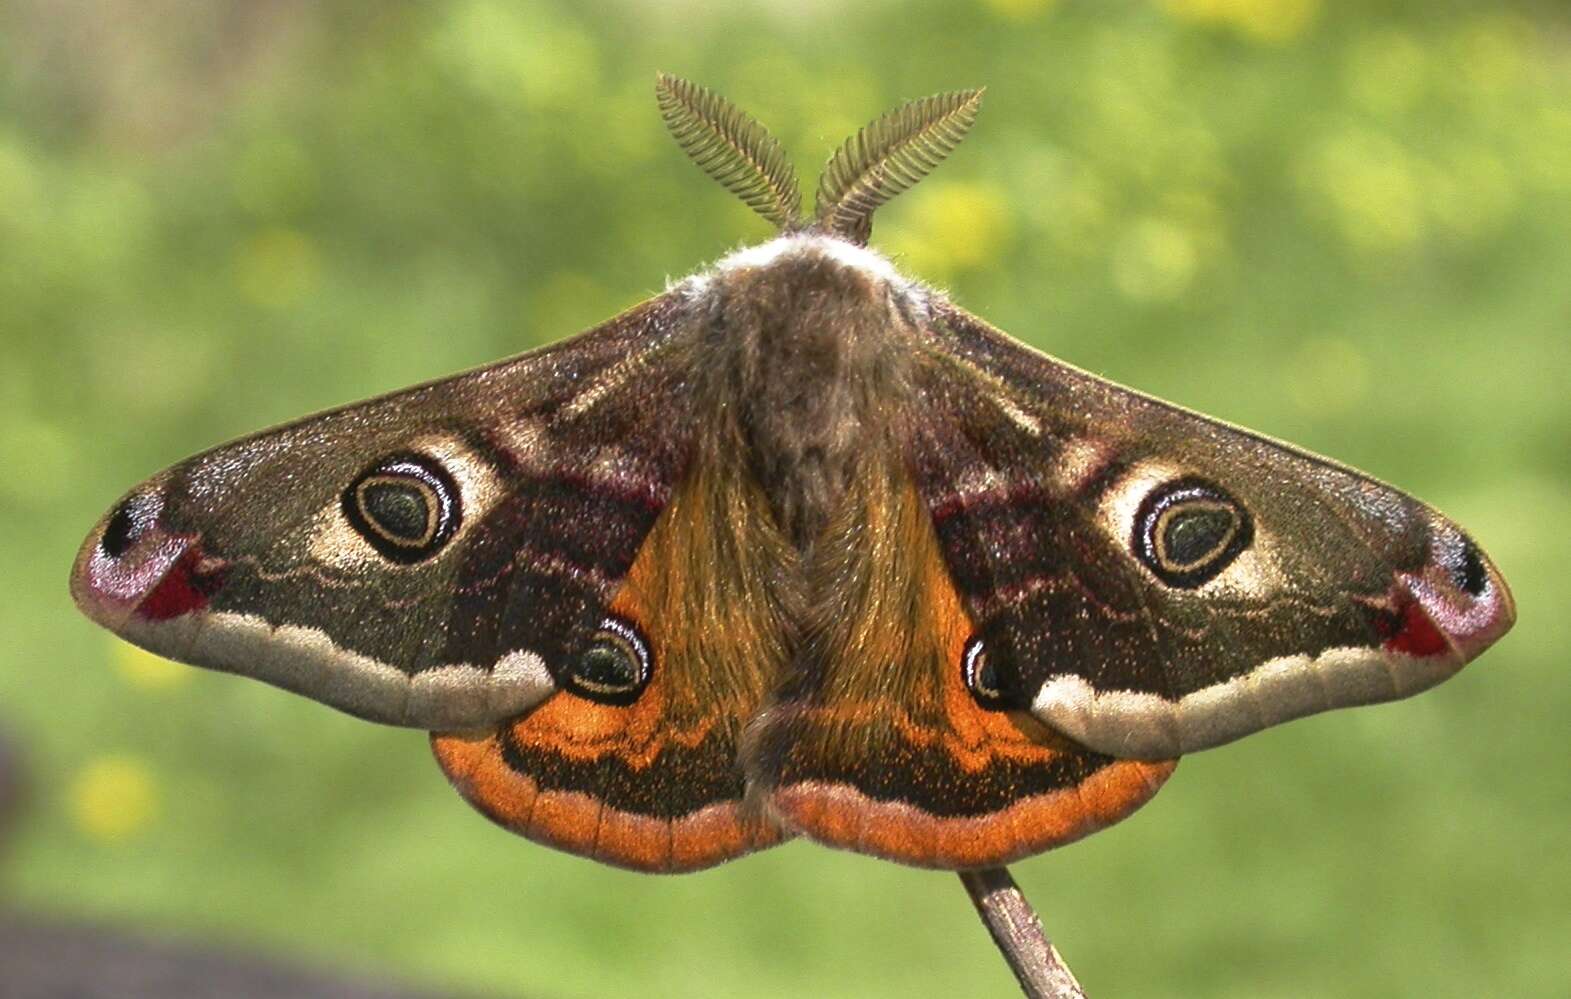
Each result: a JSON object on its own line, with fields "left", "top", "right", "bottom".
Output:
{"left": 1287, "top": 337, "right": 1372, "bottom": 415}
{"left": 1299, "top": 130, "right": 1424, "bottom": 255}
{"left": 981, "top": 0, "right": 1059, "bottom": 21}
{"left": 885, "top": 181, "right": 1014, "bottom": 280}
{"left": 233, "top": 227, "right": 319, "bottom": 309}
{"left": 70, "top": 755, "right": 159, "bottom": 843}
{"left": 1157, "top": 0, "right": 1319, "bottom": 44}
{"left": 1111, "top": 217, "right": 1199, "bottom": 304}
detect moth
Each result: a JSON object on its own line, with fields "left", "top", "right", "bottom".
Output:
{"left": 71, "top": 77, "right": 1515, "bottom": 873}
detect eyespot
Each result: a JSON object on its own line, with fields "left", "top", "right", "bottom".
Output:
{"left": 101, "top": 491, "right": 161, "bottom": 558}
{"left": 1133, "top": 477, "right": 1252, "bottom": 588}
{"left": 962, "top": 636, "right": 1009, "bottom": 711}
{"left": 342, "top": 454, "right": 460, "bottom": 563}
{"left": 1435, "top": 530, "right": 1490, "bottom": 597}
{"left": 1456, "top": 539, "right": 1488, "bottom": 596}
{"left": 564, "top": 615, "right": 652, "bottom": 705}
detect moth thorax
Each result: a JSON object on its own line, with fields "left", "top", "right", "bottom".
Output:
{"left": 711, "top": 252, "right": 914, "bottom": 545}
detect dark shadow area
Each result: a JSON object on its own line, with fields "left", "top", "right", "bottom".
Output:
{"left": 0, "top": 915, "right": 485, "bottom": 999}
{"left": 0, "top": 727, "right": 496, "bottom": 999}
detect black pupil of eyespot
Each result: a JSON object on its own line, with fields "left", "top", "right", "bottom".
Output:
{"left": 362, "top": 482, "right": 431, "bottom": 542}
{"left": 976, "top": 655, "right": 999, "bottom": 696}
{"left": 101, "top": 500, "right": 139, "bottom": 558}
{"left": 1162, "top": 506, "right": 1236, "bottom": 568}
{"left": 1456, "top": 539, "right": 1488, "bottom": 597}
{"left": 101, "top": 492, "right": 157, "bottom": 558}
{"left": 577, "top": 640, "right": 638, "bottom": 690}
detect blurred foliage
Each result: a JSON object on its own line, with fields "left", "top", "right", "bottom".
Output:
{"left": 2, "top": 1, "right": 1569, "bottom": 997}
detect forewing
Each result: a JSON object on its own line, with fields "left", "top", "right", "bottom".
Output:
{"left": 75, "top": 291, "right": 792, "bottom": 870}
{"left": 903, "top": 302, "right": 1514, "bottom": 759}
{"left": 72, "top": 294, "right": 697, "bottom": 730}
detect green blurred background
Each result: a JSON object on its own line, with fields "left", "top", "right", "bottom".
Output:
{"left": 2, "top": 1, "right": 1568, "bottom": 996}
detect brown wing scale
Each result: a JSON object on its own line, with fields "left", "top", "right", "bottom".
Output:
{"left": 433, "top": 449, "right": 794, "bottom": 872}
{"left": 902, "top": 300, "right": 1514, "bottom": 759}
{"left": 747, "top": 458, "right": 1176, "bottom": 869}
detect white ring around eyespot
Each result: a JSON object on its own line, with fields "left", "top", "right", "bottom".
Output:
{"left": 962, "top": 636, "right": 993, "bottom": 697}
{"left": 596, "top": 614, "right": 652, "bottom": 681}
{"left": 309, "top": 433, "right": 505, "bottom": 570}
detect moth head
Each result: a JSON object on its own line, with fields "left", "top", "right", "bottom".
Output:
{"left": 68, "top": 402, "right": 539, "bottom": 729}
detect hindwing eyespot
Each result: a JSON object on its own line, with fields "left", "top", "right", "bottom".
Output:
{"left": 565, "top": 615, "right": 653, "bottom": 705}
{"left": 962, "top": 635, "right": 1009, "bottom": 711}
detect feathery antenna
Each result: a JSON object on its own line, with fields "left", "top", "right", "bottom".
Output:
{"left": 815, "top": 88, "right": 985, "bottom": 245}
{"left": 656, "top": 74, "right": 802, "bottom": 231}
{"left": 655, "top": 74, "right": 984, "bottom": 244}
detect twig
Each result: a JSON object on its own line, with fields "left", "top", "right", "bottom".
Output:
{"left": 0, "top": 728, "right": 19, "bottom": 853}
{"left": 959, "top": 867, "right": 1087, "bottom": 999}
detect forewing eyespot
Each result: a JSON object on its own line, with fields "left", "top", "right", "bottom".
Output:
{"left": 565, "top": 615, "right": 653, "bottom": 705}
{"left": 1134, "top": 478, "right": 1253, "bottom": 588}
{"left": 100, "top": 491, "right": 161, "bottom": 558}
{"left": 342, "top": 453, "right": 461, "bottom": 563}
{"left": 1435, "top": 528, "right": 1490, "bottom": 598}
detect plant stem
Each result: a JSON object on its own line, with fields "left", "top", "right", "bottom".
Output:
{"left": 958, "top": 867, "right": 1087, "bottom": 999}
